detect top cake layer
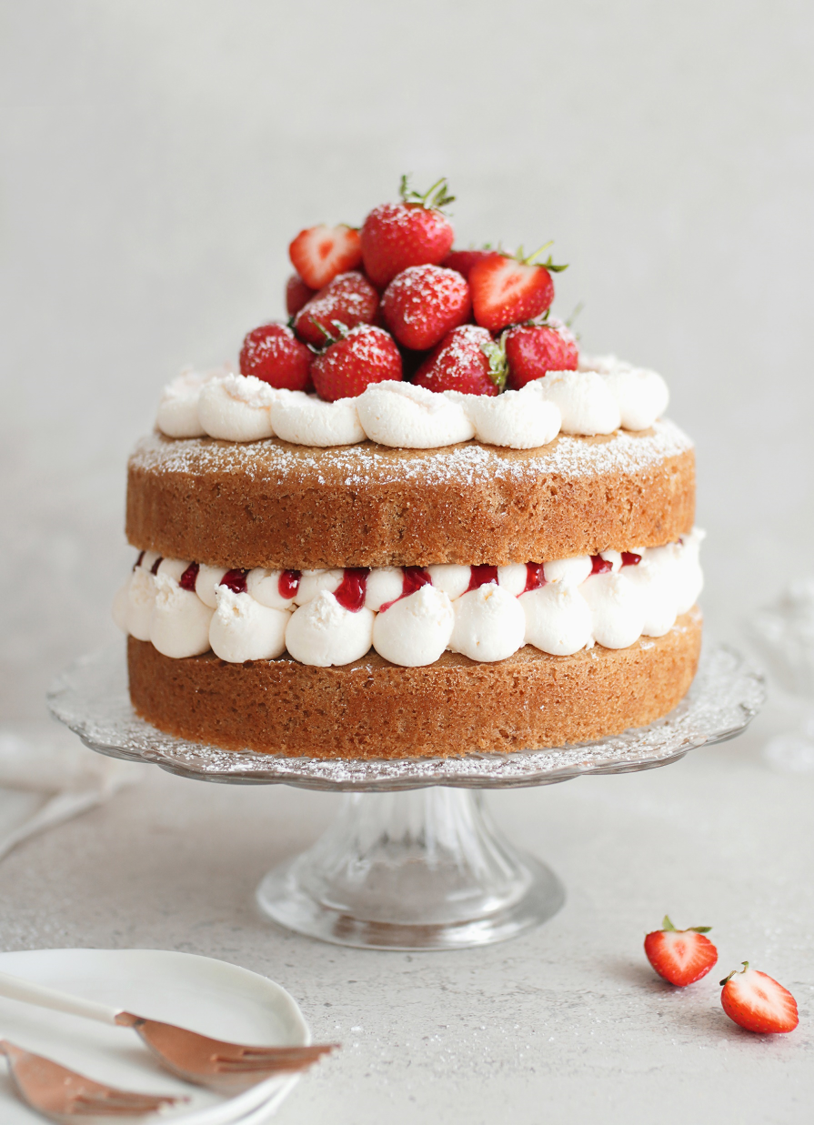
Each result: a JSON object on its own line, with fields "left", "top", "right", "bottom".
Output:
{"left": 126, "top": 419, "right": 694, "bottom": 569}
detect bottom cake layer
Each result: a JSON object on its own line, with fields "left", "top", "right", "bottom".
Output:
{"left": 127, "top": 608, "right": 702, "bottom": 759}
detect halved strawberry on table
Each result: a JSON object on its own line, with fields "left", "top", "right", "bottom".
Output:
{"left": 720, "top": 963, "right": 799, "bottom": 1034}
{"left": 289, "top": 224, "right": 363, "bottom": 290}
{"left": 643, "top": 915, "right": 718, "bottom": 986}
{"left": 504, "top": 319, "right": 579, "bottom": 390}
{"left": 293, "top": 271, "right": 379, "bottom": 347}
{"left": 360, "top": 176, "right": 456, "bottom": 288}
{"left": 239, "top": 323, "right": 312, "bottom": 391}
{"left": 413, "top": 324, "right": 506, "bottom": 396}
{"left": 381, "top": 264, "right": 471, "bottom": 351}
{"left": 309, "top": 324, "right": 402, "bottom": 402}
{"left": 470, "top": 248, "right": 564, "bottom": 332}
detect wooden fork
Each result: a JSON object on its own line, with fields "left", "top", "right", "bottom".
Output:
{"left": 0, "top": 971, "right": 338, "bottom": 1094}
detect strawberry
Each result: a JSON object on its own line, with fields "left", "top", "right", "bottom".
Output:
{"left": 289, "top": 224, "right": 362, "bottom": 290}
{"left": 239, "top": 323, "right": 312, "bottom": 391}
{"left": 470, "top": 248, "right": 564, "bottom": 332}
{"left": 504, "top": 319, "right": 579, "bottom": 390}
{"left": 442, "top": 248, "right": 502, "bottom": 280}
{"left": 381, "top": 264, "right": 471, "bottom": 351}
{"left": 413, "top": 325, "right": 506, "bottom": 396}
{"left": 720, "top": 963, "right": 799, "bottom": 1034}
{"left": 360, "top": 177, "right": 455, "bottom": 288}
{"left": 310, "top": 325, "right": 402, "bottom": 401}
{"left": 643, "top": 915, "right": 718, "bottom": 986}
{"left": 285, "top": 273, "right": 316, "bottom": 316}
{"left": 293, "top": 271, "right": 379, "bottom": 347}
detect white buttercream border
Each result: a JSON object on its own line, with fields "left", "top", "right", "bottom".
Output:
{"left": 154, "top": 355, "right": 670, "bottom": 451}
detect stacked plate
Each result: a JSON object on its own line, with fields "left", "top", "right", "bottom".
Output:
{"left": 0, "top": 948, "right": 312, "bottom": 1123}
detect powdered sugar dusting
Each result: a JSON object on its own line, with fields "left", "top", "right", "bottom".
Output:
{"left": 131, "top": 419, "right": 692, "bottom": 488}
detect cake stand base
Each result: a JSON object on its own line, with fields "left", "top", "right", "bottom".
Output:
{"left": 47, "top": 643, "right": 765, "bottom": 951}
{"left": 256, "top": 789, "right": 563, "bottom": 949}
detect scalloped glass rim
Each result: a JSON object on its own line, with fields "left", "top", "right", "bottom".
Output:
{"left": 47, "top": 642, "right": 764, "bottom": 793}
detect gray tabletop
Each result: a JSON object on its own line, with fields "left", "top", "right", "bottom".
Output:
{"left": 0, "top": 700, "right": 811, "bottom": 1125}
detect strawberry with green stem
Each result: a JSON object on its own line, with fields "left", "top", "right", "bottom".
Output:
{"left": 469, "top": 244, "right": 566, "bottom": 332}
{"left": 720, "top": 963, "right": 799, "bottom": 1034}
{"left": 361, "top": 176, "right": 456, "bottom": 288}
{"left": 309, "top": 323, "right": 402, "bottom": 401}
{"left": 413, "top": 325, "right": 506, "bottom": 396}
{"left": 643, "top": 915, "right": 718, "bottom": 986}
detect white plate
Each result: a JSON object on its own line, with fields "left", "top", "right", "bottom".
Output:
{"left": 0, "top": 949, "right": 310, "bottom": 1124}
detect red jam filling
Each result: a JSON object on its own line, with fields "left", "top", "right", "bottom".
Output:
{"left": 621, "top": 551, "right": 641, "bottom": 567}
{"left": 523, "top": 562, "right": 546, "bottom": 592}
{"left": 590, "top": 555, "right": 613, "bottom": 575}
{"left": 334, "top": 568, "right": 369, "bottom": 612}
{"left": 467, "top": 564, "right": 499, "bottom": 591}
{"left": 220, "top": 568, "right": 248, "bottom": 594}
{"left": 179, "top": 562, "right": 199, "bottom": 591}
{"left": 278, "top": 569, "right": 301, "bottom": 599}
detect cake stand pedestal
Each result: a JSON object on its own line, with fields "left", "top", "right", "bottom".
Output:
{"left": 48, "top": 644, "right": 763, "bottom": 951}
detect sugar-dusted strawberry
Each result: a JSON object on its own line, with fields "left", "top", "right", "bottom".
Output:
{"left": 239, "top": 323, "right": 312, "bottom": 391}
{"left": 504, "top": 318, "right": 579, "bottom": 390}
{"left": 289, "top": 224, "right": 363, "bottom": 291}
{"left": 285, "top": 274, "right": 316, "bottom": 316}
{"left": 293, "top": 271, "right": 379, "bottom": 347}
{"left": 644, "top": 915, "right": 718, "bottom": 986}
{"left": 310, "top": 324, "right": 402, "bottom": 401}
{"left": 360, "top": 177, "right": 455, "bottom": 288}
{"left": 381, "top": 264, "right": 471, "bottom": 351}
{"left": 470, "top": 248, "right": 564, "bottom": 331}
{"left": 720, "top": 963, "right": 799, "bottom": 1034}
{"left": 442, "top": 248, "right": 501, "bottom": 280}
{"left": 413, "top": 324, "right": 506, "bottom": 396}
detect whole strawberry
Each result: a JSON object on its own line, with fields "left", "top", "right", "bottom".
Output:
{"left": 381, "top": 264, "right": 471, "bottom": 351}
{"left": 239, "top": 323, "right": 312, "bottom": 391}
{"left": 504, "top": 319, "right": 579, "bottom": 390}
{"left": 644, "top": 915, "right": 718, "bottom": 986}
{"left": 289, "top": 224, "right": 363, "bottom": 290}
{"left": 470, "top": 248, "right": 563, "bottom": 332}
{"left": 413, "top": 325, "right": 506, "bottom": 396}
{"left": 310, "top": 325, "right": 402, "bottom": 401}
{"left": 360, "top": 177, "right": 455, "bottom": 288}
{"left": 285, "top": 274, "right": 316, "bottom": 316}
{"left": 720, "top": 963, "right": 799, "bottom": 1034}
{"left": 442, "top": 248, "right": 501, "bottom": 280}
{"left": 293, "top": 271, "right": 379, "bottom": 347}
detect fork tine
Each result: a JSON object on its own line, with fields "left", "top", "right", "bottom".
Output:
{"left": 213, "top": 1043, "right": 337, "bottom": 1062}
{"left": 212, "top": 1057, "right": 322, "bottom": 1074}
{"left": 74, "top": 1092, "right": 178, "bottom": 1108}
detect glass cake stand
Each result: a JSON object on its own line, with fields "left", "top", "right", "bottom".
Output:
{"left": 47, "top": 643, "right": 764, "bottom": 951}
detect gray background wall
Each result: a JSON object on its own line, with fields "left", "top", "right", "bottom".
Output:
{"left": 2, "top": 0, "right": 812, "bottom": 719}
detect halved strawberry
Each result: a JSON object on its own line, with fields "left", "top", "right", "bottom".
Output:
{"left": 470, "top": 249, "right": 562, "bottom": 331}
{"left": 289, "top": 224, "right": 362, "bottom": 290}
{"left": 381, "top": 264, "right": 471, "bottom": 351}
{"left": 413, "top": 325, "right": 506, "bottom": 396}
{"left": 644, "top": 915, "right": 718, "bottom": 986}
{"left": 504, "top": 319, "right": 579, "bottom": 390}
{"left": 293, "top": 271, "right": 379, "bottom": 347}
{"left": 720, "top": 963, "right": 799, "bottom": 1034}
{"left": 239, "top": 323, "right": 312, "bottom": 391}
{"left": 285, "top": 273, "right": 316, "bottom": 316}
{"left": 360, "top": 177, "right": 455, "bottom": 288}
{"left": 442, "top": 248, "right": 502, "bottom": 280}
{"left": 310, "top": 325, "right": 402, "bottom": 401}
